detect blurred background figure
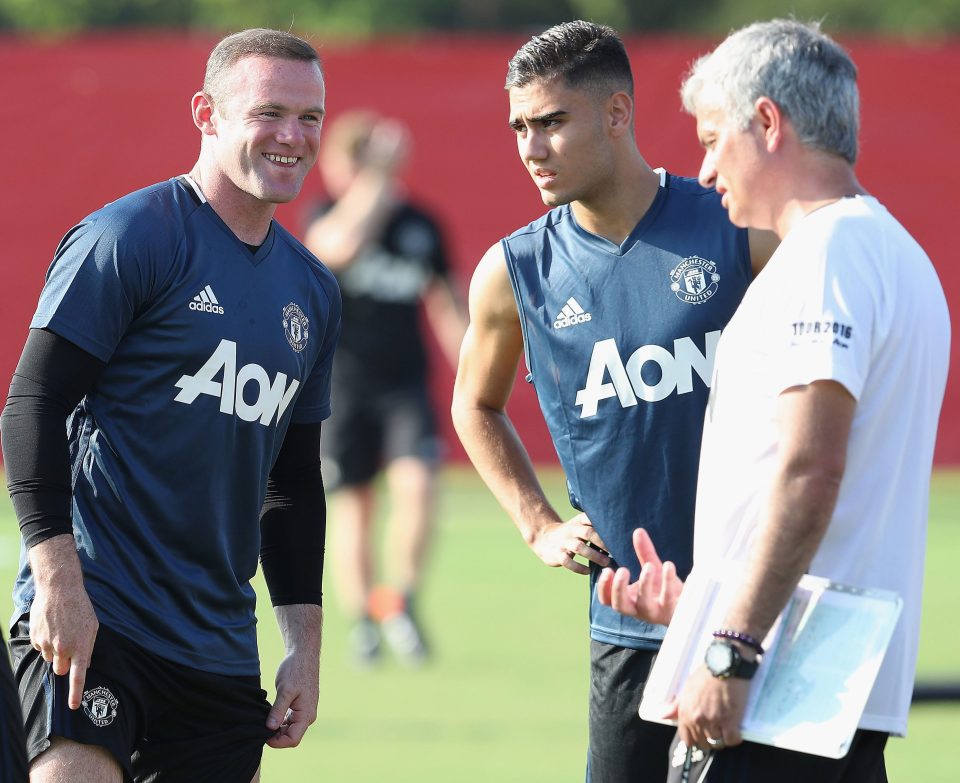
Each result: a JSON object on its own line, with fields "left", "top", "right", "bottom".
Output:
{"left": 304, "top": 111, "right": 466, "bottom": 667}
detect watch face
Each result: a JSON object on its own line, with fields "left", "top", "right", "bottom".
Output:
{"left": 705, "top": 640, "right": 735, "bottom": 676}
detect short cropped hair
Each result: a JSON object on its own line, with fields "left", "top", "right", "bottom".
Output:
{"left": 505, "top": 20, "right": 633, "bottom": 98}
{"left": 203, "top": 28, "right": 321, "bottom": 105}
{"left": 680, "top": 19, "right": 859, "bottom": 164}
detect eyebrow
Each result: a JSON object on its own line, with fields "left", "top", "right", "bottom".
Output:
{"left": 251, "top": 102, "right": 326, "bottom": 115}
{"left": 509, "top": 109, "right": 566, "bottom": 128}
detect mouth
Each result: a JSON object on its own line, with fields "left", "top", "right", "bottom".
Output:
{"left": 532, "top": 168, "right": 556, "bottom": 187}
{"left": 264, "top": 153, "right": 299, "bottom": 167}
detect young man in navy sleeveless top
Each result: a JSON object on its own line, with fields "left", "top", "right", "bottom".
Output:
{"left": 452, "top": 20, "right": 776, "bottom": 783}
{"left": 2, "top": 29, "right": 340, "bottom": 782}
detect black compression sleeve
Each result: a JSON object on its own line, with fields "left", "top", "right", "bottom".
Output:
{"left": 1, "top": 329, "right": 106, "bottom": 548}
{"left": 260, "top": 422, "right": 326, "bottom": 606}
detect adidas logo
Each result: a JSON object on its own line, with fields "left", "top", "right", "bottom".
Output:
{"left": 189, "top": 285, "right": 224, "bottom": 315}
{"left": 553, "top": 297, "right": 592, "bottom": 329}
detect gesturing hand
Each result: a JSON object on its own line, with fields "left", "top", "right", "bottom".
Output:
{"left": 596, "top": 528, "right": 683, "bottom": 625}
{"left": 28, "top": 535, "right": 99, "bottom": 710}
{"left": 529, "top": 512, "right": 610, "bottom": 575}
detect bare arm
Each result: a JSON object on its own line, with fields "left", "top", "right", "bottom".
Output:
{"left": 675, "top": 379, "right": 855, "bottom": 749}
{"left": 266, "top": 603, "right": 323, "bottom": 749}
{"left": 303, "top": 121, "right": 409, "bottom": 270}
{"left": 451, "top": 243, "right": 609, "bottom": 574}
{"left": 718, "top": 380, "right": 854, "bottom": 644}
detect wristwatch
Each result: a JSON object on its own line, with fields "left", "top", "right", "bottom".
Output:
{"left": 704, "top": 639, "right": 759, "bottom": 680}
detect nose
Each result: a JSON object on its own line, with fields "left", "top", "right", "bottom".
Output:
{"left": 275, "top": 117, "right": 305, "bottom": 146}
{"left": 698, "top": 150, "right": 717, "bottom": 189}
{"left": 518, "top": 129, "right": 547, "bottom": 163}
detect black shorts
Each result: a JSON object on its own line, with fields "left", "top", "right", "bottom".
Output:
{"left": 587, "top": 640, "right": 677, "bottom": 782}
{"left": 9, "top": 617, "right": 272, "bottom": 783}
{"left": 323, "top": 380, "right": 440, "bottom": 490}
{"left": 1, "top": 638, "right": 28, "bottom": 783}
{"left": 665, "top": 728, "right": 889, "bottom": 782}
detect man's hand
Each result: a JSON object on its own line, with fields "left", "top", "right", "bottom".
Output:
{"left": 266, "top": 649, "right": 320, "bottom": 749}
{"left": 596, "top": 528, "right": 683, "bottom": 625}
{"left": 529, "top": 512, "right": 610, "bottom": 575}
{"left": 28, "top": 534, "right": 98, "bottom": 710}
{"left": 268, "top": 604, "right": 322, "bottom": 749}
{"left": 666, "top": 666, "right": 749, "bottom": 751}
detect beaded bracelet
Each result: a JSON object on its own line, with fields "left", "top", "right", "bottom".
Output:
{"left": 712, "top": 629, "right": 764, "bottom": 656}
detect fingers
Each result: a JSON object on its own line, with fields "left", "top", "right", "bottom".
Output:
{"left": 560, "top": 552, "right": 591, "bottom": 576}
{"left": 609, "top": 567, "right": 636, "bottom": 617}
{"left": 633, "top": 528, "right": 662, "bottom": 568}
{"left": 567, "top": 538, "right": 610, "bottom": 569}
{"left": 266, "top": 694, "right": 292, "bottom": 733}
{"left": 68, "top": 657, "right": 89, "bottom": 710}
{"left": 267, "top": 699, "right": 314, "bottom": 749}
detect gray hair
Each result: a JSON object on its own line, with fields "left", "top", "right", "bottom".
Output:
{"left": 203, "top": 28, "right": 321, "bottom": 105}
{"left": 680, "top": 19, "right": 859, "bottom": 164}
{"left": 505, "top": 20, "right": 633, "bottom": 98}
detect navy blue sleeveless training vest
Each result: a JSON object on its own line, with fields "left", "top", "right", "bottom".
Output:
{"left": 503, "top": 171, "right": 752, "bottom": 648}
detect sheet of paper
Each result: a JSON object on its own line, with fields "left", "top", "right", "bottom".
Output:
{"left": 639, "top": 570, "right": 901, "bottom": 758}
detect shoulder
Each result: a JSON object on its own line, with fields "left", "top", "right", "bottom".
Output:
{"left": 502, "top": 205, "right": 572, "bottom": 244}
{"left": 56, "top": 179, "right": 195, "bottom": 267}
{"left": 272, "top": 222, "right": 342, "bottom": 303}
{"left": 660, "top": 171, "right": 726, "bottom": 211}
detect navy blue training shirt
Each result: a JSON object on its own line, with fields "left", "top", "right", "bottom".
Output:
{"left": 503, "top": 171, "right": 751, "bottom": 649}
{"left": 12, "top": 176, "right": 341, "bottom": 676}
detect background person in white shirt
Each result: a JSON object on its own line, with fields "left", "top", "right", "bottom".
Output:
{"left": 597, "top": 18, "right": 950, "bottom": 782}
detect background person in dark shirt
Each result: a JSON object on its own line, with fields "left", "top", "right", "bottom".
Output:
{"left": 304, "top": 111, "right": 466, "bottom": 666}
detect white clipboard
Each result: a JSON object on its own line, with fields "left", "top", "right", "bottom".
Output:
{"left": 639, "top": 568, "right": 902, "bottom": 758}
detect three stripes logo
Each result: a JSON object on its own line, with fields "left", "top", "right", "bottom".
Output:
{"left": 189, "top": 285, "right": 224, "bottom": 315}
{"left": 553, "top": 297, "right": 592, "bottom": 329}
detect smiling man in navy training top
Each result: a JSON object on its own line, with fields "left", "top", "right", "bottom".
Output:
{"left": 1, "top": 28, "right": 340, "bottom": 783}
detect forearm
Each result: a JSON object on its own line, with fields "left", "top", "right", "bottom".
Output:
{"left": 452, "top": 402, "right": 561, "bottom": 544}
{"left": 721, "top": 382, "right": 853, "bottom": 640}
{"left": 1, "top": 328, "right": 105, "bottom": 547}
{"left": 274, "top": 603, "right": 323, "bottom": 657}
{"left": 29, "top": 533, "right": 87, "bottom": 592}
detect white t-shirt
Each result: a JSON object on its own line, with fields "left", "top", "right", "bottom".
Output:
{"left": 693, "top": 195, "right": 951, "bottom": 735}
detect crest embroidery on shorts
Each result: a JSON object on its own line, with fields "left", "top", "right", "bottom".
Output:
{"left": 81, "top": 686, "right": 119, "bottom": 728}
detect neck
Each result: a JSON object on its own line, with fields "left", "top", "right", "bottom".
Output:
{"left": 189, "top": 165, "right": 277, "bottom": 245}
{"left": 773, "top": 153, "right": 866, "bottom": 238}
{"left": 571, "top": 153, "right": 660, "bottom": 245}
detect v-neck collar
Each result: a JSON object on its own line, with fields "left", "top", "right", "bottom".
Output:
{"left": 565, "top": 168, "right": 669, "bottom": 258}
{"left": 177, "top": 175, "right": 275, "bottom": 265}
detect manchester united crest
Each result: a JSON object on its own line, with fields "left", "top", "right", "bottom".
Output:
{"left": 82, "top": 686, "right": 119, "bottom": 727}
{"left": 282, "top": 302, "right": 309, "bottom": 353}
{"left": 670, "top": 255, "right": 720, "bottom": 305}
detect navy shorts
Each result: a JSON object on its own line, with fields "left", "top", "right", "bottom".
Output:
{"left": 1, "top": 637, "right": 28, "bottom": 783}
{"left": 9, "top": 616, "right": 273, "bottom": 783}
{"left": 587, "top": 640, "right": 676, "bottom": 782}
{"left": 323, "top": 380, "right": 440, "bottom": 489}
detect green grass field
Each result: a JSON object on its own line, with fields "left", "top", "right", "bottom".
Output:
{"left": 1, "top": 467, "right": 958, "bottom": 781}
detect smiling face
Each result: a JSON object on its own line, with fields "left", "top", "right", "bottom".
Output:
{"left": 695, "top": 102, "right": 771, "bottom": 230}
{"left": 204, "top": 54, "right": 326, "bottom": 207}
{"left": 508, "top": 78, "right": 615, "bottom": 208}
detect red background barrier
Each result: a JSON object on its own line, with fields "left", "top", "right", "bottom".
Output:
{"left": 1, "top": 32, "right": 957, "bottom": 463}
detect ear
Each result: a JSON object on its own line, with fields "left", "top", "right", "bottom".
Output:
{"left": 607, "top": 91, "right": 634, "bottom": 138}
{"left": 192, "top": 92, "right": 217, "bottom": 135}
{"left": 754, "top": 96, "right": 784, "bottom": 152}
